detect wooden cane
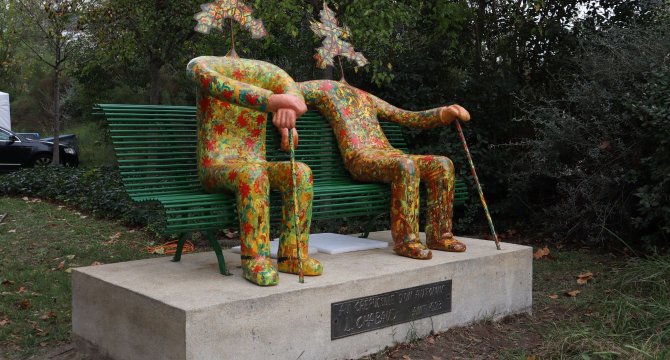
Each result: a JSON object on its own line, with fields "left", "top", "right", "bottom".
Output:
{"left": 288, "top": 130, "right": 305, "bottom": 282}
{"left": 454, "top": 120, "right": 501, "bottom": 250}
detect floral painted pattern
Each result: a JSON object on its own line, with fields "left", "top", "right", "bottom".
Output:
{"left": 188, "top": 56, "right": 322, "bottom": 285}
{"left": 300, "top": 80, "right": 466, "bottom": 258}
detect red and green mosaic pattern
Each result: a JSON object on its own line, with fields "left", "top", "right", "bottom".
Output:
{"left": 193, "top": 0, "right": 267, "bottom": 38}
{"left": 310, "top": 2, "right": 368, "bottom": 69}
{"left": 300, "top": 80, "right": 467, "bottom": 258}
{"left": 188, "top": 56, "right": 322, "bottom": 286}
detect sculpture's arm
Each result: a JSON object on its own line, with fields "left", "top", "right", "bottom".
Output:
{"left": 187, "top": 57, "right": 274, "bottom": 112}
{"left": 369, "top": 93, "right": 470, "bottom": 129}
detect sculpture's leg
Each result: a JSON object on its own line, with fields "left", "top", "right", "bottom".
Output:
{"left": 269, "top": 161, "right": 323, "bottom": 276}
{"left": 348, "top": 153, "right": 431, "bottom": 260}
{"left": 202, "top": 162, "right": 278, "bottom": 286}
{"left": 414, "top": 155, "right": 466, "bottom": 252}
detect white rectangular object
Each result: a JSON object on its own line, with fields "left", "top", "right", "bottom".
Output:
{"left": 309, "top": 233, "right": 388, "bottom": 254}
{"left": 230, "top": 233, "right": 387, "bottom": 257}
{"left": 0, "top": 92, "right": 10, "bottom": 130}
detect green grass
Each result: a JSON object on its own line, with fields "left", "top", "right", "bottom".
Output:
{"left": 0, "top": 196, "right": 156, "bottom": 359}
{"left": 530, "top": 251, "right": 670, "bottom": 359}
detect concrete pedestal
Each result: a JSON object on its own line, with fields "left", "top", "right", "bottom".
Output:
{"left": 72, "top": 232, "right": 532, "bottom": 360}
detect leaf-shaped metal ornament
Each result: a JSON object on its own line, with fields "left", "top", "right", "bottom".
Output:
{"left": 193, "top": 0, "right": 267, "bottom": 56}
{"left": 310, "top": 1, "right": 368, "bottom": 74}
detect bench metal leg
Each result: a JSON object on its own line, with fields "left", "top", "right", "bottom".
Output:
{"left": 205, "top": 231, "right": 231, "bottom": 276}
{"left": 172, "top": 232, "right": 189, "bottom": 262}
{"left": 360, "top": 213, "right": 383, "bottom": 239}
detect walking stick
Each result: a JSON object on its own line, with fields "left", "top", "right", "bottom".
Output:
{"left": 288, "top": 129, "right": 305, "bottom": 282}
{"left": 454, "top": 120, "right": 501, "bottom": 250}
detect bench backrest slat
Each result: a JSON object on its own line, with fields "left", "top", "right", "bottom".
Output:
{"left": 97, "top": 104, "right": 411, "bottom": 199}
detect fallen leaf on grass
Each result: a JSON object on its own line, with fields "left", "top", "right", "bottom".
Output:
{"left": 65, "top": 268, "right": 73, "bottom": 273}
{"left": 104, "top": 232, "right": 122, "bottom": 245}
{"left": 533, "top": 246, "right": 550, "bottom": 260}
{"left": 565, "top": 290, "right": 581, "bottom": 297}
{"left": 576, "top": 271, "right": 594, "bottom": 285}
{"left": 80, "top": 215, "right": 88, "bottom": 219}
{"left": 527, "top": 356, "right": 537, "bottom": 360}
{"left": 18, "top": 299, "right": 31, "bottom": 309}
{"left": 8, "top": 229, "right": 16, "bottom": 233}
{"left": 65, "top": 255, "right": 76, "bottom": 260}
{"left": 40, "top": 311, "right": 57, "bottom": 320}
{"left": 548, "top": 294, "right": 559, "bottom": 299}
{"left": 57, "top": 261, "right": 65, "bottom": 270}
{"left": 17, "top": 287, "right": 26, "bottom": 294}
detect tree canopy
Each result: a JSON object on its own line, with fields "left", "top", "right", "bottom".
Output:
{"left": 1, "top": 0, "right": 667, "bottom": 248}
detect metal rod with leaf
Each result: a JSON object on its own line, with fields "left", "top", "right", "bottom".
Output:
{"left": 193, "top": 0, "right": 267, "bottom": 56}
{"left": 310, "top": 1, "right": 368, "bottom": 82}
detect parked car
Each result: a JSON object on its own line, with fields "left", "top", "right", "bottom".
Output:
{"left": 0, "top": 126, "right": 79, "bottom": 171}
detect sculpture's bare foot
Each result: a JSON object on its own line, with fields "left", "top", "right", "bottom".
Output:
{"left": 393, "top": 241, "right": 432, "bottom": 260}
{"left": 242, "top": 256, "right": 279, "bottom": 286}
{"left": 427, "top": 232, "right": 467, "bottom": 252}
{"left": 277, "top": 257, "right": 323, "bottom": 276}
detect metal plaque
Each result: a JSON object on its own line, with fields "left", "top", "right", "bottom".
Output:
{"left": 331, "top": 280, "right": 452, "bottom": 339}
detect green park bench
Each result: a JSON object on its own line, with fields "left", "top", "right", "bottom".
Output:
{"left": 95, "top": 104, "right": 467, "bottom": 275}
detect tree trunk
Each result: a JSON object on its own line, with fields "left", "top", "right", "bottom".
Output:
{"left": 51, "top": 66, "right": 60, "bottom": 166}
{"left": 149, "top": 56, "right": 164, "bottom": 105}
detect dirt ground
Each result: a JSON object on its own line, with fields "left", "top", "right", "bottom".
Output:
{"left": 364, "top": 305, "right": 568, "bottom": 360}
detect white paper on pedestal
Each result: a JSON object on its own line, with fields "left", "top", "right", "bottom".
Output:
{"left": 230, "top": 233, "right": 388, "bottom": 258}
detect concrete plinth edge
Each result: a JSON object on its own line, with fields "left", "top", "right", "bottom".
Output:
{"left": 72, "top": 231, "right": 532, "bottom": 360}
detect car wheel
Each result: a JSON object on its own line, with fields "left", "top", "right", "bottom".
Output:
{"left": 32, "top": 154, "right": 52, "bottom": 167}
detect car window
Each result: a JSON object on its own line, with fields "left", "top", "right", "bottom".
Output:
{"left": 0, "top": 131, "right": 11, "bottom": 141}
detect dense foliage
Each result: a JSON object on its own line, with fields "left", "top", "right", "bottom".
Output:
{"left": 510, "top": 22, "right": 670, "bottom": 248}
{"left": 1, "top": 0, "right": 668, "bottom": 248}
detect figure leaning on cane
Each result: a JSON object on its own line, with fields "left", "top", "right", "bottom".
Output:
{"left": 187, "top": 56, "right": 323, "bottom": 286}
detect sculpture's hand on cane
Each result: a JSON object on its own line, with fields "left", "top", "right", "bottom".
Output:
{"left": 279, "top": 128, "right": 299, "bottom": 152}
{"left": 268, "top": 94, "right": 305, "bottom": 152}
{"left": 440, "top": 104, "right": 471, "bottom": 125}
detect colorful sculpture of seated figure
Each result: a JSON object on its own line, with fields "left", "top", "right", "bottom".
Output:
{"left": 187, "top": 56, "right": 323, "bottom": 286}
{"left": 300, "top": 80, "right": 470, "bottom": 260}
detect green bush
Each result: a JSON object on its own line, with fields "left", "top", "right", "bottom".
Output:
{"left": 511, "top": 22, "right": 670, "bottom": 248}
{"left": 0, "top": 166, "right": 162, "bottom": 228}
